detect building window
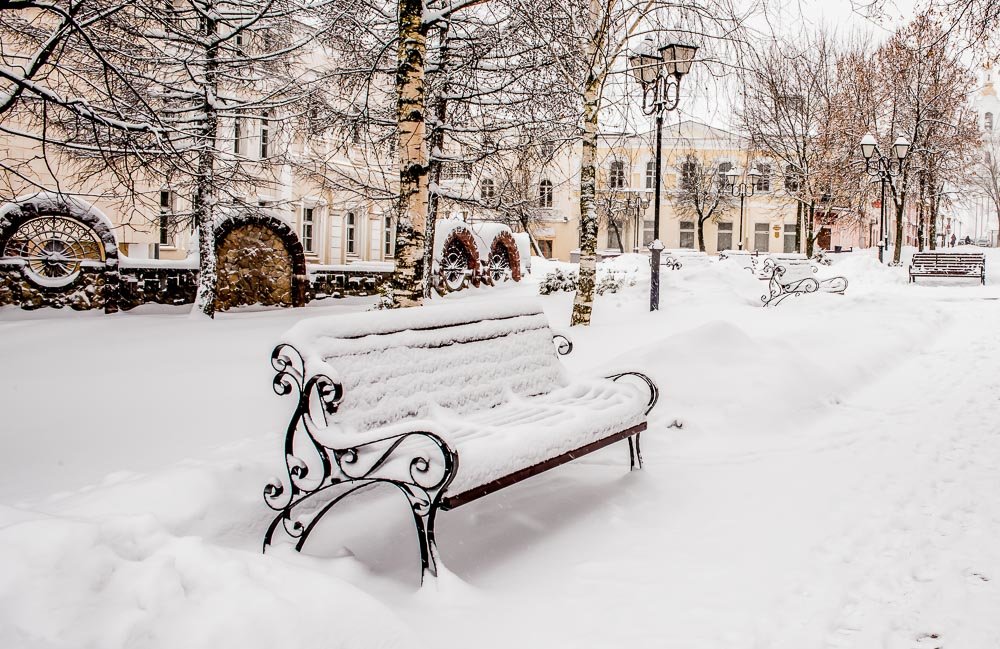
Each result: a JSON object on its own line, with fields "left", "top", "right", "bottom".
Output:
{"left": 680, "top": 158, "right": 696, "bottom": 190}
{"left": 607, "top": 226, "right": 622, "bottom": 249}
{"left": 159, "top": 188, "right": 176, "bottom": 246}
{"left": 753, "top": 163, "right": 771, "bottom": 192}
{"left": 784, "top": 223, "right": 797, "bottom": 253}
{"left": 481, "top": 178, "right": 496, "bottom": 201}
{"left": 345, "top": 212, "right": 356, "bottom": 255}
{"left": 442, "top": 162, "right": 472, "bottom": 180}
{"left": 717, "top": 161, "right": 733, "bottom": 187}
{"left": 538, "top": 179, "right": 553, "bottom": 208}
{"left": 609, "top": 160, "right": 626, "bottom": 188}
{"left": 784, "top": 164, "right": 800, "bottom": 193}
{"left": 754, "top": 223, "right": 769, "bottom": 252}
{"left": 235, "top": 30, "right": 244, "bottom": 47}
{"left": 302, "top": 207, "right": 315, "bottom": 253}
{"left": 987, "top": 112, "right": 994, "bottom": 131}
{"left": 234, "top": 117, "right": 243, "bottom": 155}
{"left": 717, "top": 222, "right": 733, "bottom": 251}
{"left": 384, "top": 216, "right": 393, "bottom": 257}
{"left": 645, "top": 160, "right": 656, "bottom": 189}
{"left": 260, "top": 110, "right": 271, "bottom": 158}
{"left": 643, "top": 218, "right": 655, "bottom": 246}
{"left": 679, "top": 220, "right": 695, "bottom": 249}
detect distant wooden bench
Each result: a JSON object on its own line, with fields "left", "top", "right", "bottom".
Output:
{"left": 762, "top": 260, "right": 848, "bottom": 307}
{"left": 909, "top": 252, "right": 985, "bottom": 285}
{"left": 261, "top": 302, "right": 658, "bottom": 583}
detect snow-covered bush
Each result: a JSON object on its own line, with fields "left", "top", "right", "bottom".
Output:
{"left": 539, "top": 268, "right": 636, "bottom": 295}
{"left": 538, "top": 269, "right": 579, "bottom": 294}
{"left": 596, "top": 271, "right": 635, "bottom": 295}
{"left": 370, "top": 283, "right": 395, "bottom": 310}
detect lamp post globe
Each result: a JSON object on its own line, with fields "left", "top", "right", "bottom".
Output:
{"left": 893, "top": 136, "right": 910, "bottom": 161}
{"left": 860, "top": 133, "right": 877, "bottom": 161}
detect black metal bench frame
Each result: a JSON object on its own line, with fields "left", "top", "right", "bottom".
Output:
{"left": 261, "top": 334, "right": 658, "bottom": 584}
{"left": 909, "top": 253, "right": 985, "bottom": 285}
{"left": 761, "top": 261, "right": 848, "bottom": 307}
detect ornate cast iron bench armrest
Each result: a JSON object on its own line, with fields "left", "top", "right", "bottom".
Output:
{"left": 262, "top": 310, "right": 657, "bottom": 586}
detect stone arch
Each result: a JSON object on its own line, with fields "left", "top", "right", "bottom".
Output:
{"left": 214, "top": 214, "right": 308, "bottom": 310}
{"left": 487, "top": 230, "right": 522, "bottom": 282}
{"left": 0, "top": 193, "right": 120, "bottom": 312}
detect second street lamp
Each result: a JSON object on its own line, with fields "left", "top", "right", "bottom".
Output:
{"left": 725, "top": 167, "right": 761, "bottom": 251}
{"left": 629, "top": 36, "right": 698, "bottom": 311}
{"left": 859, "top": 133, "right": 910, "bottom": 264}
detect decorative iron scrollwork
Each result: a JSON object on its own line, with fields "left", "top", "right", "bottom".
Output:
{"left": 263, "top": 343, "right": 458, "bottom": 583}
{"left": 606, "top": 371, "right": 659, "bottom": 470}
{"left": 3, "top": 214, "right": 105, "bottom": 287}
{"left": 552, "top": 333, "right": 573, "bottom": 356}
{"left": 761, "top": 264, "right": 847, "bottom": 307}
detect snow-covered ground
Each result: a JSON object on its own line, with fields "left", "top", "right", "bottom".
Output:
{"left": 3, "top": 247, "right": 1000, "bottom": 648}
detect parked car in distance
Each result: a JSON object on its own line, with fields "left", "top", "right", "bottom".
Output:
{"left": 975, "top": 237, "right": 991, "bottom": 247}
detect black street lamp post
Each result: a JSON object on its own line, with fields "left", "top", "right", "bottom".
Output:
{"left": 627, "top": 192, "right": 652, "bottom": 253}
{"left": 725, "top": 167, "right": 762, "bottom": 250}
{"left": 629, "top": 37, "right": 698, "bottom": 311}
{"left": 859, "top": 133, "right": 910, "bottom": 264}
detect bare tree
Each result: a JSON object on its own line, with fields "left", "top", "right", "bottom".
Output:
{"left": 834, "top": 14, "right": 977, "bottom": 263}
{"left": 740, "top": 30, "right": 857, "bottom": 257}
{"left": 670, "top": 152, "right": 734, "bottom": 251}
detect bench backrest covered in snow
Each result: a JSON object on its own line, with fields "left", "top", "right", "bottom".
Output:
{"left": 909, "top": 253, "right": 985, "bottom": 285}
{"left": 261, "top": 301, "right": 659, "bottom": 583}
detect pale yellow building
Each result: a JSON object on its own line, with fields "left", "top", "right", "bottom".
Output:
{"left": 519, "top": 120, "right": 804, "bottom": 261}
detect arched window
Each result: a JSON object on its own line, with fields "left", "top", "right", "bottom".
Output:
{"left": 679, "top": 158, "right": 697, "bottom": 190}
{"left": 609, "top": 160, "right": 626, "bottom": 189}
{"left": 717, "top": 161, "right": 733, "bottom": 187}
{"left": 645, "top": 160, "right": 656, "bottom": 189}
{"left": 260, "top": 110, "right": 271, "bottom": 158}
{"left": 753, "top": 162, "right": 772, "bottom": 192}
{"left": 481, "top": 178, "right": 496, "bottom": 201}
{"left": 538, "top": 179, "right": 553, "bottom": 208}
{"left": 987, "top": 112, "right": 994, "bottom": 131}
{"left": 345, "top": 212, "right": 356, "bottom": 255}
{"left": 784, "top": 164, "right": 800, "bottom": 193}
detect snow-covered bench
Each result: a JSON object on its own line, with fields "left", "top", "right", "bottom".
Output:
{"left": 762, "top": 260, "right": 848, "bottom": 307}
{"left": 909, "top": 252, "right": 985, "bottom": 285}
{"left": 261, "top": 302, "right": 658, "bottom": 583}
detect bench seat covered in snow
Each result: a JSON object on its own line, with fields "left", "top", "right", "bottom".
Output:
{"left": 909, "top": 252, "right": 985, "bottom": 284}
{"left": 261, "top": 302, "right": 658, "bottom": 582}
{"left": 762, "top": 259, "right": 848, "bottom": 307}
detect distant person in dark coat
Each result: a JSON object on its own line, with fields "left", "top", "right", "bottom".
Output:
{"left": 965, "top": 235, "right": 972, "bottom": 245}
{"left": 951, "top": 234, "right": 957, "bottom": 247}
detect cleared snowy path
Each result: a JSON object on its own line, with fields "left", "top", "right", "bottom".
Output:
{"left": 3, "top": 255, "right": 1000, "bottom": 649}
{"left": 408, "top": 299, "right": 1000, "bottom": 649}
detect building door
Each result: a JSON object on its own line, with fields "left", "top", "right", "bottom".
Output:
{"left": 817, "top": 226, "right": 832, "bottom": 251}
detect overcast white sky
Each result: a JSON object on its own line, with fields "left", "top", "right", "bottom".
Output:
{"left": 601, "top": 0, "right": 924, "bottom": 135}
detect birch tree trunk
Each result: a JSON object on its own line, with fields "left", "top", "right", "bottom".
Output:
{"left": 571, "top": 75, "right": 600, "bottom": 326}
{"left": 194, "top": 12, "right": 220, "bottom": 318}
{"left": 422, "top": 21, "right": 450, "bottom": 299}
{"left": 392, "top": 0, "right": 429, "bottom": 307}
